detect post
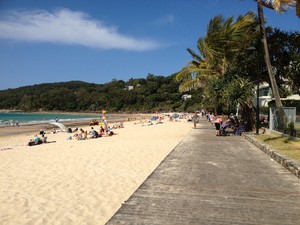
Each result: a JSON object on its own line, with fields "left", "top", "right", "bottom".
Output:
{"left": 256, "top": 77, "right": 260, "bottom": 135}
{"left": 256, "top": 27, "right": 262, "bottom": 135}
{"left": 246, "top": 46, "right": 260, "bottom": 134}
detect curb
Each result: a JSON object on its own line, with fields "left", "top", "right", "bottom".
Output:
{"left": 243, "top": 133, "right": 300, "bottom": 179}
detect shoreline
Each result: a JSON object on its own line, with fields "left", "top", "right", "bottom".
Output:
{"left": 0, "top": 113, "right": 149, "bottom": 138}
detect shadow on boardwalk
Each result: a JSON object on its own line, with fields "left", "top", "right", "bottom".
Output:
{"left": 107, "top": 120, "right": 300, "bottom": 225}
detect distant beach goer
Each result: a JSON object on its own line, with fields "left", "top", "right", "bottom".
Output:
{"left": 99, "top": 126, "right": 105, "bottom": 136}
{"left": 55, "top": 117, "right": 59, "bottom": 122}
{"left": 41, "top": 134, "right": 48, "bottom": 143}
{"left": 102, "top": 131, "right": 118, "bottom": 137}
{"left": 192, "top": 112, "right": 200, "bottom": 128}
{"left": 108, "top": 131, "right": 117, "bottom": 136}
{"left": 28, "top": 134, "right": 43, "bottom": 146}
{"left": 76, "top": 128, "right": 87, "bottom": 140}
{"left": 90, "top": 127, "right": 99, "bottom": 138}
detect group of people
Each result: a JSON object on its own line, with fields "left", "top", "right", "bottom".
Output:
{"left": 71, "top": 126, "right": 118, "bottom": 140}
{"left": 190, "top": 111, "right": 245, "bottom": 136}
{"left": 28, "top": 126, "right": 118, "bottom": 146}
{"left": 213, "top": 114, "right": 244, "bottom": 136}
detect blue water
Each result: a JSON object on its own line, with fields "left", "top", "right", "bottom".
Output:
{"left": 0, "top": 112, "right": 108, "bottom": 127}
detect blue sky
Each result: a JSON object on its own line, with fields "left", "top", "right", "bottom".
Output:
{"left": 0, "top": 0, "right": 299, "bottom": 90}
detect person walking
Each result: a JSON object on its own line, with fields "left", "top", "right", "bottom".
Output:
{"left": 192, "top": 112, "right": 200, "bottom": 129}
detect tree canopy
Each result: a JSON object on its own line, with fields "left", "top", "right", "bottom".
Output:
{"left": 0, "top": 75, "right": 202, "bottom": 113}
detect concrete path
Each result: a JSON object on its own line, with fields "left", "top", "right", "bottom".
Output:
{"left": 107, "top": 120, "right": 300, "bottom": 225}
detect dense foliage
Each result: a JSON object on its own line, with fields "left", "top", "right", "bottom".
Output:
{"left": 175, "top": 9, "right": 300, "bottom": 131}
{"left": 0, "top": 74, "right": 203, "bottom": 113}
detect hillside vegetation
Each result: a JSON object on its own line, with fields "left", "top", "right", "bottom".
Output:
{"left": 0, "top": 74, "right": 202, "bottom": 113}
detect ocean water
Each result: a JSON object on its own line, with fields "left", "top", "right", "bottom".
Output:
{"left": 0, "top": 112, "right": 106, "bottom": 127}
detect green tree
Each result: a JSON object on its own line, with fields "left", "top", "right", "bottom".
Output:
{"left": 176, "top": 12, "right": 258, "bottom": 126}
{"left": 222, "top": 77, "right": 255, "bottom": 130}
{"left": 256, "top": 0, "right": 299, "bottom": 130}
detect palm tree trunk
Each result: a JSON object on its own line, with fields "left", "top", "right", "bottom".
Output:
{"left": 297, "top": 0, "right": 300, "bottom": 18}
{"left": 257, "top": 0, "right": 286, "bottom": 130}
{"left": 240, "top": 102, "right": 256, "bottom": 132}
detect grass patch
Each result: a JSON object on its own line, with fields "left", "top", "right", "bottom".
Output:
{"left": 295, "top": 122, "right": 300, "bottom": 134}
{"left": 255, "top": 134, "right": 300, "bottom": 163}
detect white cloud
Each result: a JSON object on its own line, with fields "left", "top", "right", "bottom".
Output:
{"left": 162, "top": 15, "right": 175, "bottom": 24}
{"left": 152, "top": 14, "right": 175, "bottom": 26}
{"left": 0, "top": 9, "right": 160, "bottom": 51}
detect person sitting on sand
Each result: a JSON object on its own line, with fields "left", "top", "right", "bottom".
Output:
{"left": 76, "top": 128, "right": 84, "bottom": 140}
{"left": 28, "top": 134, "right": 43, "bottom": 146}
{"left": 99, "top": 126, "right": 105, "bottom": 136}
{"left": 77, "top": 129, "right": 87, "bottom": 140}
{"left": 112, "top": 122, "right": 124, "bottom": 129}
{"left": 90, "top": 127, "right": 99, "bottom": 138}
{"left": 82, "top": 131, "right": 88, "bottom": 139}
{"left": 41, "top": 134, "right": 48, "bottom": 143}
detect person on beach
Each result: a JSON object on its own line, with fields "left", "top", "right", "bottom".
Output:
{"left": 82, "top": 131, "right": 88, "bottom": 139}
{"left": 99, "top": 126, "right": 105, "bottom": 135}
{"left": 76, "top": 128, "right": 84, "bottom": 140}
{"left": 28, "top": 134, "right": 43, "bottom": 146}
{"left": 108, "top": 131, "right": 117, "bottom": 136}
{"left": 101, "top": 131, "right": 118, "bottom": 137}
{"left": 41, "top": 134, "right": 48, "bottom": 143}
{"left": 89, "top": 127, "right": 99, "bottom": 138}
{"left": 76, "top": 128, "right": 88, "bottom": 140}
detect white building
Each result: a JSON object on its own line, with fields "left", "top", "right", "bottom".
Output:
{"left": 253, "top": 82, "right": 300, "bottom": 107}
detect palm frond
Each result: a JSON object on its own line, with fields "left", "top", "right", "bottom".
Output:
{"left": 265, "top": 0, "right": 296, "bottom": 12}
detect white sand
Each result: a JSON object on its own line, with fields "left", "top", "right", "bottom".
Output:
{"left": 0, "top": 119, "right": 192, "bottom": 225}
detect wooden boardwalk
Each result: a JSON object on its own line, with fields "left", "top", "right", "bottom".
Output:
{"left": 107, "top": 122, "right": 300, "bottom": 225}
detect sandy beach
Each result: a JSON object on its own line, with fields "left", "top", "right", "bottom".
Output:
{"left": 0, "top": 116, "right": 193, "bottom": 225}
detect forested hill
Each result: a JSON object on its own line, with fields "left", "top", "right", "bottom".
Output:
{"left": 0, "top": 74, "right": 202, "bottom": 113}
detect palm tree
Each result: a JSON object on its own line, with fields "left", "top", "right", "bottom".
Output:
{"left": 222, "top": 77, "right": 256, "bottom": 130}
{"left": 176, "top": 12, "right": 257, "bottom": 91}
{"left": 256, "top": 0, "right": 298, "bottom": 130}
{"left": 176, "top": 12, "right": 257, "bottom": 118}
